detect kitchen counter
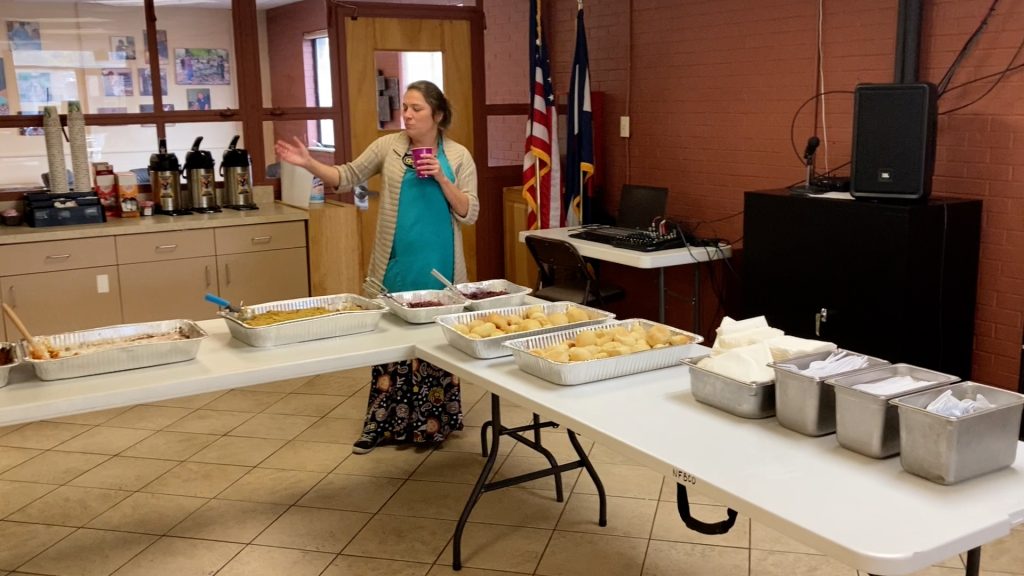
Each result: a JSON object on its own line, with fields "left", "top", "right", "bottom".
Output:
{"left": 0, "top": 202, "right": 308, "bottom": 245}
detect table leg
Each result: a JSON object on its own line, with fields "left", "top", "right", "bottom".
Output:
{"left": 454, "top": 394, "right": 503, "bottom": 571}
{"left": 453, "top": 395, "right": 607, "bottom": 570}
{"left": 568, "top": 429, "right": 607, "bottom": 526}
{"left": 658, "top": 268, "right": 666, "bottom": 323}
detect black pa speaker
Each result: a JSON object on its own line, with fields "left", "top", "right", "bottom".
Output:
{"left": 851, "top": 83, "right": 937, "bottom": 201}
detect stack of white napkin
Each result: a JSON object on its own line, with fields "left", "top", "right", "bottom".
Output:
{"left": 926, "top": 389, "right": 994, "bottom": 417}
{"left": 852, "top": 376, "right": 936, "bottom": 396}
{"left": 776, "top": 350, "right": 870, "bottom": 378}
{"left": 696, "top": 317, "right": 835, "bottom": 384}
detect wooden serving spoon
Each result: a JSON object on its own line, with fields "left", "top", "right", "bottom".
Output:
{"left": 2, "top": 302, "right": 47, "bottom": 360}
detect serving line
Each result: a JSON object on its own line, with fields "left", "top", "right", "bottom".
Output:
{"left": 417, "top": 339, "right": 1024, "bottom": 576}
{"left": 1, "top": 315, "right": 1022, "bottom": 575}
{"left": 519, "top": 226, "right": 732, "bottom": 331}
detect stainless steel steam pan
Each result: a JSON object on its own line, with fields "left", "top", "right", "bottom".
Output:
{"left": 829, "top": 364, "right": 958, "bottom": 459}
{"left": 892, "top": 382, "right": 1024, "bottom": 484}
{"left": 685, "top": 355, "right": 775, "bottom": 419}
{"left": 435, "top": 301, "right": 613, "bottom": 359}
{"left": 453, "top": 279, "right": 533, "bottom": 311}
{"left": 221, "top": 294, "right": 387, "bottom": 347}
{"left": 20, "top": 319, "right": 207, "bottom": 381}
{"left": 504, "top": 319, "right": 703, "bottom": 386}
{"left": 383, "top": 289, "right": 468, "bottom": 324}
{"left": 769, "top": 350, "right": 890, "bottom": 436}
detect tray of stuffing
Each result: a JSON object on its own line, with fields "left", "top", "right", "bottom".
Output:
{"left": 20, "top": 319, "right": 207, "bottom": 381}
{"left": 435, "top": 302, "right": 613, "bottom": 359}
{"left": 220, "top": 293, "right": 387, "bottom": 347}
{"left": 503, "top": 319, "right": 703, "bottom": 385}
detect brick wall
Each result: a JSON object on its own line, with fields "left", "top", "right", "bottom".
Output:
{"left": 484, "top": 0, "right": 1024, "bottom": 389}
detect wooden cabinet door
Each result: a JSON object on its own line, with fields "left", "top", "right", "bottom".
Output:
{"left": 217, "top": 247, "right": 309, "bottom": 305}
{"left": 120, "top": 257, "right": 219, "bottom": 323}
{"left": 2, "top": 267, "right": 122, "bottom": 336}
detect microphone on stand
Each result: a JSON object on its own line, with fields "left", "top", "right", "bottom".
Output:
{"left": 791, "top": 136, "right": 824, "bottom": 195}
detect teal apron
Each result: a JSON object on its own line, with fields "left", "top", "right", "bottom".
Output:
{"left": 382, "top": 138, "right": 456, "bottom": 292}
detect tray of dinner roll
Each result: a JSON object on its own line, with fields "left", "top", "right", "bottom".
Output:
{"left": 503, "top": 319, "right": 703, "bottom": 385}
{"left": 435, "top": 302, "right": 613, "bottom": 359}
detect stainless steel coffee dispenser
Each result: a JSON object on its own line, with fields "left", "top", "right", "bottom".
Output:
{"left": 149, "top": 138, "right": 191, "bottom": 215}
{"left": 221, "top": 135, "right": 258, "bottom": 210}
{"left": 184, "top": 137, "right": 220, "bottom": 213}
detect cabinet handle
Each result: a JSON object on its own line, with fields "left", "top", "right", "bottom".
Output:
{"left": 155, "top": 244, "right": 178, "bottom": 252}
{"left": 45, "top": 254, "right": 71, "bottom": 261}
{"left": 251, "top": 235, "right": 272, "bottom": 245}
{"left": 204, "top": 265, "right": 211, "bottom": 288}
{"left": 225, "top": 263, "right": 232, "bottom": 285}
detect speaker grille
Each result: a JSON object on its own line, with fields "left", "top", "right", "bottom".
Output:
{"left": 851, "top": 83, "right": 936, "bottom": 200}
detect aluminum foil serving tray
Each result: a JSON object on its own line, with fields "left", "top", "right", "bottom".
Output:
{"left": 454, "top": 279, "right": 533, "bottom": 311}
{"left": 21, "top": 319, "right": 207, "bottom": 381}
{"left": 383, "top": 289, "right": 468, "bottom": 324}
{"left": 0, "top": 342, "right": 20, "bottom": 388}
{"left": 504, "top": 319, "right": 704, "bottom": 386}
{"left": 435, "top": 302, "right": 613, "bottom": 359}
{"left": 221, "top": 294, "right": 387, "bottom": 347}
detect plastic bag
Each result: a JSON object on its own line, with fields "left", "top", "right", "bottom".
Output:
{"left": 926, "top": 390, "right": 995, "bottom": 417}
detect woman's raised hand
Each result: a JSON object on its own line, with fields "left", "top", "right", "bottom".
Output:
{"left": 274, "top": 136, "right": 312, "bottom": 168}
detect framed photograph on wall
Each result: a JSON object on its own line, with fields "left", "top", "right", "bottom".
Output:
{"left": 143, "top": 29, "right": 168, "bottom": 63}
{"left": 7, "top": 21, "right": 41, "bottom": 51}
{"left": 174, "top": 48, "right": 229, "bottom": 85}
{"left": 138, "top": 68, "right": 167, "bottom": 96}
{"left": 101, "top": 68, "right": 133, "bottom": 97}
{"left": 17, "top": 111, "right": 43, "bottom": 136}
{"left": 110, "top": 36, "right": 136, "bottom": 60}
{"left": 186, "top": 88, "right": 211, "bottom": 110}
{"left": 140, "top": 103, "right": 174, "bottom": 127}
{"left": 96, "top": 106, "right": 127, "bottom": 114}
{"left": 16, "top": 71, "right": 49, "bottom": 104}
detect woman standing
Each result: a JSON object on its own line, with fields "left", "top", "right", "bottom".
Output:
{"left": 274, "top": 80, "right": 478, "bottom": 453}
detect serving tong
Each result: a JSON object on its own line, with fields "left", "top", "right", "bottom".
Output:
{"left": 204, "top": 293, "right": 254, "bottom": 321}
{"left": 363, "top": 277, "right": 397, "bottom": 303}
{"left": 430, "top": 268, "right": 467, "bottom": 300}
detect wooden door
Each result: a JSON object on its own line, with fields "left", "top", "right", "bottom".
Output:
{"left": 120, "top": 257, "right": 219, "bottom": 323}
{"left": 343, "top": 16, "right": 477, "bottom": 280}
{"left": 2, "top": 267, "right": 123, "bottom": 335}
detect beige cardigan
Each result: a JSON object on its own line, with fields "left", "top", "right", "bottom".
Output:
{"left": 333, "top": 132, "right": 479, "bottom": 286}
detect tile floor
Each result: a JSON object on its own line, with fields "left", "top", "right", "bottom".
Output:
{"left": 0, "top": 367, "right": 1021, "bottom": 576}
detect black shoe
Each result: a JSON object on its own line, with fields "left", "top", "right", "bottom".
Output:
{"left": 352, "top": 434, "right": 378, "bottom": 455}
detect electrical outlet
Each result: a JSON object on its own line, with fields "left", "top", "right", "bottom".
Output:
{"left": 620, "top": 116, "right": 630, "bottom": 138}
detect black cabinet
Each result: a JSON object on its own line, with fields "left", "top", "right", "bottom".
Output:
{"left": 743, "top": 190, "right": 981, "bottom": 379}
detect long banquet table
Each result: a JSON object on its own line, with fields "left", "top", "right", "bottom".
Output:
{"left": 1, "top": 314, "right": 1022, "bottom": 575}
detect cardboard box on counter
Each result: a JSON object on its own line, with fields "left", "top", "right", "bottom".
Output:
{"left": 93, "top": 162, "right": 118, "bottom": 217}
{"left": 117, "top": 172, "right": 139, "bottom": 217}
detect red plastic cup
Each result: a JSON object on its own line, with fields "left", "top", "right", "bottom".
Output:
{"left": 411, "top": 147, "right": 432, "bottom": 178}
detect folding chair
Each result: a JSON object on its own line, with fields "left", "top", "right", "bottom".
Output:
{"left": 525, "top": 235, "right": 624, "bottom": 306}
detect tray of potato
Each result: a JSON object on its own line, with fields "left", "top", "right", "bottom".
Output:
{"left": 434, "top": 302, "right": 614, "bottom": 359}
{"left": 503, "top": 319, "right": 704, "bottom": 385}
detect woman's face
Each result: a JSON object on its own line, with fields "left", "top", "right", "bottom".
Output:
{"left": 402, "top": 89, "right": 440, "bottom": 141}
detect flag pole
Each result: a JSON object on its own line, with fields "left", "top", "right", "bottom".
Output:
{"left": 535, "top": 156, "right": 542, "bottom": 227}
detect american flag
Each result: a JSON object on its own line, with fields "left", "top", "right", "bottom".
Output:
{"left": 522, "top": 0, "right": 561, "bottom": 230}
{"left": 565, "top": 2, "right": 593, "bottom": 227}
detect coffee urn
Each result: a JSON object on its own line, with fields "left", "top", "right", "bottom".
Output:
{"left": 149, "top": 139, "right": 191, "bottom": 215}
{"left": 221, "top": 135, "right": 258, "bottom": 210}
{"left": 184, "top": 137, "right": 220, "bottom": 213}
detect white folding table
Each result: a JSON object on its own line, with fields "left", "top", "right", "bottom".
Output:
{"left": 1, "top": 316, "right": 1021, "bottom": 575}
{"left": 520, "top": 227, "right": 732, "bottom": 331}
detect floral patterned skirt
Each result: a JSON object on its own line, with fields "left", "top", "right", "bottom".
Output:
{"left": 360, "top": 358, "right": 463, "bottom": 445}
